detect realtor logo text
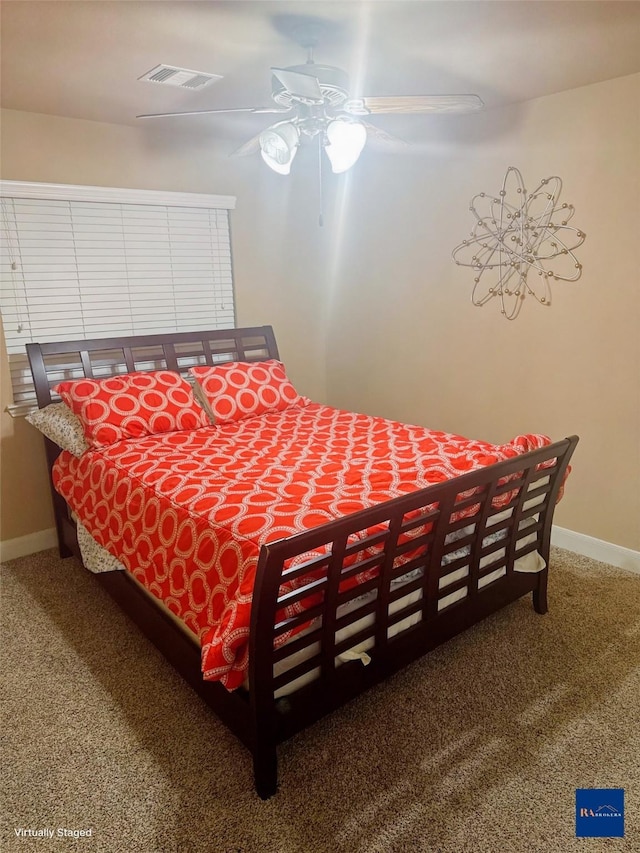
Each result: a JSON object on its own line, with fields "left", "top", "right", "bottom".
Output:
{"left": 15, "top": 828, "right": 93, "bottom": 839}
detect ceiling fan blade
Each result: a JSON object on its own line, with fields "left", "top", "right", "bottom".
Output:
{"left": 343, "top": 95, "right": 484, "bottom": 116}
{"left": 271, "top": 67, "right": 324, "bottom": 104}
{"left": 229, "top": 132, "right": 264, "bottom": 158}
{"left": 137, "top": 107, "right": 292, "bottom": 119}
{"left": 360, "top": 121, "right": 410, "bottom": 150}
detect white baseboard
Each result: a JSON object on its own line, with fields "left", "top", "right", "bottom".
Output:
{"left": 552, "top": 525, "right": 640, "bottom": 575}
{"left": 0, "top": 527, "right": 57, "bottom": 563}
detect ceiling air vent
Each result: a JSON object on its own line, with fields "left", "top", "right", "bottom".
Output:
{"left": 138, "top": 65, "right": 223, "bottom": 90}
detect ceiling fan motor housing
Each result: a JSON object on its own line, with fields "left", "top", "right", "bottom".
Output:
{"left": 272, "top": 64, "right": 350, "bottom": 108}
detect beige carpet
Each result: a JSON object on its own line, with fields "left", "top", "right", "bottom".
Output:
{"left": 1, "top": 547, "right": 638, "bottom": 853}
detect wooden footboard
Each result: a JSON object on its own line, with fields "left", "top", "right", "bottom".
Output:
{"left": 248, "top": 435, "right": 578, "bottom": 797}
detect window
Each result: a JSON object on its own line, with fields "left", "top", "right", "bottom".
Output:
{"left": 0, "top": 181, "right": 236, "bottom": 412}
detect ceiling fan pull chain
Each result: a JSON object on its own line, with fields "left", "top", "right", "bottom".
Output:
{"left": 318, "top": 135, "right": 324, "bottom": 227}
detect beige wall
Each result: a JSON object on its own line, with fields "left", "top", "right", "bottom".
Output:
{"left": 2, "top": 74, "right": 639, "bottom": 550}
{"left": 324, "top": 73, "right": 640, "bottom": 550}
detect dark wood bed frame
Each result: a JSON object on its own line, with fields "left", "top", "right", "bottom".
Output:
{"left": 27, "top": 325, "right": 578, "bottom": 798}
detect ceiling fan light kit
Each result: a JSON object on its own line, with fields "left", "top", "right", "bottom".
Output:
{"left": 258, "top": 115, "right": 367, "bottom": 176}
{"left": 324, "top": 118, "right": 367, "bottom": 174}
{"left": 259, "top": 121, "right": 300, "bottom": 174}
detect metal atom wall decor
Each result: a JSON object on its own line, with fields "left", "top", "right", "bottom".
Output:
{"left": 452, "top": 166, "right": 585, "bottom": 320}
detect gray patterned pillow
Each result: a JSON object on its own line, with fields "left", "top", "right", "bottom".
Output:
{"left": 26, "top": 402, "right": 89, "bottom": 457}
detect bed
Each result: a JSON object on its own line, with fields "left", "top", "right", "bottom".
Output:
{"left": 26, "top": 325, "right": 578, "bottom": 798}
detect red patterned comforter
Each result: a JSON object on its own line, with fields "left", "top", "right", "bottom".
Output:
{"left": 53, "top": 403, "right": 553, "bottom": 689}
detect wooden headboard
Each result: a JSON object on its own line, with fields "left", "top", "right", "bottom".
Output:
{"left": 25, "top": 325, "right": 279, "bottom": 559}
{"left": 26, "top": 325, "right": 279, "bottom": 409}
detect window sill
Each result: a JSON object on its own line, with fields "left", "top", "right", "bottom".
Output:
{"left": 5, "top": 403, "right": 35, "bottom": 418}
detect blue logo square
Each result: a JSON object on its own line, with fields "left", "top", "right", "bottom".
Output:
{"left": 576, "top": 788, "right": 624, "bottom": 837}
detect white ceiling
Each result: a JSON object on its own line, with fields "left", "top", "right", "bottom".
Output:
{"left": 2, "top": 0, "right": 640, "bottom": 144}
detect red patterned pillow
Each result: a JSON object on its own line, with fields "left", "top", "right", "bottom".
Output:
{"left": 54, "top": 371, "right": 210, "bottom": 448}
{"left": 190, "top": 360, "right": 304, "bottom": 423}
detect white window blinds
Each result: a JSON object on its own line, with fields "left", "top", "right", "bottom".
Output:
{"left": 0, "top": 181, "right": 236, "bottom": 411}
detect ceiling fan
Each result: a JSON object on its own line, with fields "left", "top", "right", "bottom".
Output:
{"left": 137, "top": 17, "right": 484, "bottom": 176}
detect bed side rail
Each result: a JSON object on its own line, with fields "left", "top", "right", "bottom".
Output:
{"left": 249, "top": 436, "right": 578, "bottom": 734}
